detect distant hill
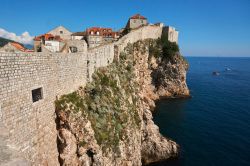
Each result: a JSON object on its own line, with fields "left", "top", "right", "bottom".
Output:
{"left": 0, "top": 37, "right": 34, "bottom": 49}
{"left": 0, "top": 37, "right": 15, "bottom": 47}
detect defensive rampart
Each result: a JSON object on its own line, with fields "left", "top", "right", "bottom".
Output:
{"left": 0, "top": 24, "right": 162, "bottom": 165}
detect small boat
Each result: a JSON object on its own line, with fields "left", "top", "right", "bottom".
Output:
{"left": 225, "top": 68, "right": 231, "bottom": 71}
{"left": 212, "top": 71, "right": 220, "bottom": 76}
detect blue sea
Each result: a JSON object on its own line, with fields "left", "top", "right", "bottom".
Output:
{"left": 152, "top": 57, "right": 250, "bottom": 166}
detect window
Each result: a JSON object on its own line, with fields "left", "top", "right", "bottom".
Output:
{"left": 60, "top": 31, "right": 63, "bottom": 34}
{"left": 69, "top": 46, "right": 78, "bottom": 53}
{"left": 96, "top": 31, "right": 100, "bottom": 35}
{"left": 32, "top": 87, "right": 43, "bottom": 103}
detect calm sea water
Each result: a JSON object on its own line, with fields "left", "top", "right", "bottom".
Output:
{"left": 152, "top": 57, "right": 250, "bottom": 166}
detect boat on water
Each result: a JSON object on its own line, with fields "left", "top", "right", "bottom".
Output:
{"left": 212, "top": 71, "right": 220, "bottom": 76}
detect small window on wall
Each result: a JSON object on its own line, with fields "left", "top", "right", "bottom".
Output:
{"left": 32, "top": 87, "right": 43, "bottom": 103}
{"left": 60, "top": 31, "right": 63, "bottom": 34}
{"left": 70, "top": 46, "right": 78, "bottom": 53}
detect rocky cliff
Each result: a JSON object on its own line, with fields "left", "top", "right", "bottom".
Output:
{"left": 55, "top": 39, "right": 189, "bottom": 166}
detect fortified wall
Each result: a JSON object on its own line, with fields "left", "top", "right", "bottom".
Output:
{"left": 0, "top": 24, "right": 163, "bottom": 165}
{"left": 115, "top": 24, "right": 163, "bottom": 57}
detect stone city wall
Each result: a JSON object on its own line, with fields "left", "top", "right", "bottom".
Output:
{"left": 0, "top": 24, "right": 162, "bottom": 165}
{"left": 115, "top": 24, "right": 163, "bottom": 56}
{"left": 0, "top": 44, "right": 113, "bottom": 165}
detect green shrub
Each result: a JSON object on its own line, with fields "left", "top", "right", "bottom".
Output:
{"left": 162, "top": 41, "right": 179, "bottom": 59}
{"left": 55, "top": 50, "right": 141, "bottom": 153}
{"left": 147, "top": 34, "right": 180, "bottom": 60}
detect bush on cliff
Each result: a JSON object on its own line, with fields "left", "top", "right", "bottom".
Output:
{"left": 55, "top": 49, "right": 141, "bottom": 153}
{"left": 162, "top": 41, "right": 179, "bottom": 59}
{"left": 148, "top": 34, "right": 179, "bottom": 60}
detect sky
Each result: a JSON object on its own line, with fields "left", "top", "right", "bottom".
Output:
{"left": 0, "top": 0, "right": 250, "bottom": 57}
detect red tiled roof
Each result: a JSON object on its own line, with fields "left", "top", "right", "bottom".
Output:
{"left": 10, "top": 42, "right": 26, "bottom": 52}
{"left": 86, "top": 27, "right": 120, "bottom": 38}
{"left": 34, "top": 33, "right": 63, "bottom": 41}
{"left": 10, "top": 42, "right": 34, "bottom": 52}
{"left": 130, "top": 14, "right": 147, "bottom": 20}
{"left": 86, "top": 27, "right": 112, "bottom": 35}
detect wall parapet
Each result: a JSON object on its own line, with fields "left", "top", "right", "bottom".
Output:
{"left": 0, "top": 24, "right": 163, "bottom": 165}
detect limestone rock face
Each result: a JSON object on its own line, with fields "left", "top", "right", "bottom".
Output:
{"left": 152, "top": 54, "right": 190, "bottom": 98}
{"left": 131, "top": 41, "right": 181, "bottom": 165}
{"left": 55, "top": 39, "right": 189, "bottom": 166}
{"left": 141, "top": 109, "right": 179, "bottom": 164}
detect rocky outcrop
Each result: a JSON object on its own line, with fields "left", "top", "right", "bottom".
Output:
{"left": 152, "top": 53, "right": 189, "bottom": 98}
{"left": 55, "top": 39, "right": 189, "bottom": 166}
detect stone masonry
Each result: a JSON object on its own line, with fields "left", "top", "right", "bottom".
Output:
{"left": 0, "top": 24, "right": 164, "bottom": 165}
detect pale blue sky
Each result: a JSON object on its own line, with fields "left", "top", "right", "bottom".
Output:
{"left": 0, "top": 0, "right": 250, "bottom": 56}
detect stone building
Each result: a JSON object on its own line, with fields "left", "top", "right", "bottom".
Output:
{"left": 47, "top": 26, "right": 72, "bottom": 40}
{"left": 34, "top": 34, "right": 64, "bottom": 52}
{"left": 85, "top": 27, "right": 119, "bottom": 48}
{"left": 126, "top": 14, "right": 148, "bottom": 30}
{"left": 60, "top": 39, "right": 88, "bottom": 53}
{"left": 0, "top": 42, "right": 33, "bottom": 52}
{"left": 163, "top": 26, "right": 179, "bottom": 43}
{"left": 71, "top": 32, "right": 86, "bottom": 40}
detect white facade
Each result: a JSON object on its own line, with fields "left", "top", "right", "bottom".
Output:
{"left": 71, "top": 36, "right": 84, "bottom": 40}
{"left": 44, "top": 41, "right": 60, "bottom": 52}
{"left": 166, "top": 26, "right": 179, "bottom": 43}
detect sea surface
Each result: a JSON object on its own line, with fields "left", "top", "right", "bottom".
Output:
{"left": 152, "top": 57, "right": 250, "bottom": 166}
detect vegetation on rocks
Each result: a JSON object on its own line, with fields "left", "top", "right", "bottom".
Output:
{"left": 148, "top": 38, "right": 178, "bottom": 59}
{"left": 55, "top": 49, "right": 141, "bottom": 152}
{"left": 147, "top": 38, "right": 188, "bottom": 70}
{"left": 55, "top": 34, "right": 189, "bottom": 165}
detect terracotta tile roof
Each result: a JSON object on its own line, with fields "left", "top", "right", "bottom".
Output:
{"left": 34, "top": 33, "right": 63, "bottom": 41}
{"left": 10, "top": 42, "right": 34, "bottom": 52}
{"left": 130, "top": 14, "right": 147, "bottom": 20}
{"left": 86, "top": 27, "right": 120, "bottom": 38}
{"left": 10, "top": 42, "right": 26, "bottom": 52}
{"left": 86, "top": 27, "right": 112, "bottom": 36}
